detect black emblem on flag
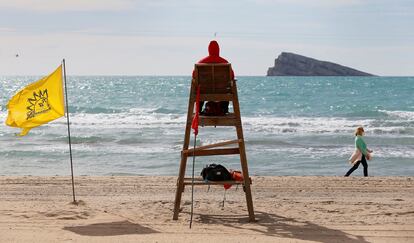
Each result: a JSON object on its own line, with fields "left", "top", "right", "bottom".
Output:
{"left": 26, "top": 89, "right": 51, "bottom": 120}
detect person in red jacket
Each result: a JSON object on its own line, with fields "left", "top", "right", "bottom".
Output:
{"left": 193, "top": 40, "right": 234, "bottom": 113}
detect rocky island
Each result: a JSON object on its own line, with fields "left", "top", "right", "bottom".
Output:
{"left": 267, "top": 52, "right": 374, "bottom": 76}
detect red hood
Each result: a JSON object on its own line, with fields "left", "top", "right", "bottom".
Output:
{"left": 208, "top": 40, "right": 220, "bottom": 57}
{"left": 194, "top": 40, "right": 234, "bottom": 79}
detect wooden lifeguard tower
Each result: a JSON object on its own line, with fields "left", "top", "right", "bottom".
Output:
{"left": 173, "top": 63, "right": 255, "bottom": 222}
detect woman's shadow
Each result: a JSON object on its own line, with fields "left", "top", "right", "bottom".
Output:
{"left": 198, "top": 211, "right": 369, "bottom": 243}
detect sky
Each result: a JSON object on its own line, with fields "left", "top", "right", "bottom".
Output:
{"left": 0, "top": 0, "right": 413, "bottom": 76}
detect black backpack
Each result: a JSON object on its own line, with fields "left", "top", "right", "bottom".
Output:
{"left": 200, "top": 164, "right": 232, "bottom": 181}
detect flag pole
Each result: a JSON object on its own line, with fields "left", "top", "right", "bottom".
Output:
{"left": 189, "top": 85, "right": 200, "bottom": 229}
{"left": 62, "top": 59, "right": 76, "bottom": 203}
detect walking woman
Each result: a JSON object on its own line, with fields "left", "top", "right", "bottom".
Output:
{"left": 345, "top": 126, "right": 373, "bottom": 177}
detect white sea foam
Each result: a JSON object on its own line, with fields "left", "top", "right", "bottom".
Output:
{"left": 2, "top": 108, "right": 413, "bottom": 137}
{"left": 379, "top": 110, "right": 414, "bottom": 121}
{"left": 0, "top": 111, "right": 6, "bottom": 120}
{"left": 252, "top": 145, "right": 414, "bottom": 159}
{"left": 0, "top": 138, "right": 176, "bottom": 154}
{"left": 241, "top": 116, "right": 412, "bottom": 135}
{"left": 64, "top": 112, "right": 410, "bottom": 136}
{"left": 56, "top": 110, "right": 186, "bottom": 129}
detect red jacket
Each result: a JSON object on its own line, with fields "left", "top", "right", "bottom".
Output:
{"left": 192, "top": 40, "right": 235, "bottom": 79}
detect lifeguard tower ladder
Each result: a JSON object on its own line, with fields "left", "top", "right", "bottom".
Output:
{"left": 173, "top": 63, "right": 255, "bottom": 222}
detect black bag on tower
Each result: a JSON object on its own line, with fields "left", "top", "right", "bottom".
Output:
{"left": 200, "top": 164, "right": 232, "bottom": 181}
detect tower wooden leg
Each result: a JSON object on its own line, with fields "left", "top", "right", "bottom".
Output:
{"left": 173, "top": 83, "right": 195, "bottom": 220}
{"left": 232, "top": 81, "right": 255, "bottom": 222}
{"left": 173, "top": 153, "right": 188, "bottom": 220}
{"left": 238, "top": 133, "right": 255, "bottom": 222}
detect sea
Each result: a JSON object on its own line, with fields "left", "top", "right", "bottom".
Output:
{"left": 0, "top": 76, "right": 413, "bottom": 176}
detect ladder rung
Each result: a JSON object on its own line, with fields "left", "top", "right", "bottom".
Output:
{"left": 199, "top": 114, "right": 239, "bottom": 126}
{"left": 183, "top": 139, "right": 241, "bottom": 154}
{"left": 189, "top": 113, "right": 237, "bottom": 119}
{"left": 184, "top": 148, "right": 240, "bottom": 157}
{"left": 182, "top": 177, "right": 251, "bottom": 186}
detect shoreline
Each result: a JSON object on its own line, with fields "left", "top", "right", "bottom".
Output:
{"left": 1, "top": 176, "right": 413, "bottom": 242}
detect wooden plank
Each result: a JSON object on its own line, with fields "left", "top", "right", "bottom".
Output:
{"left": 199, "top": 116, "right": 239, "bottom": 126}
{"left": 201, "top": 113, "right": 236, "bottom": 119}
{"left": 183, "top": 180, "right": 244, "bottom": 186}
{"left": 186, "top": 148, "right": 240, "bottom": 157}
{"left": 199, "top": 94, "right": 233, "bottom": 101}
{"left": 195, "top": 63, "right": 232, "bottom": 95}
{"left": 183, "top": 177, "right": 252, "bottom": 185}
{"left": 186, "top": 113, "right": 237, "bottom": 123}
{"left": 182, "top": 139, "right": 241, "bottom": 154}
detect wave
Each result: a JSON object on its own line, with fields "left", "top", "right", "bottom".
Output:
{"left": 152, "top": 107, "right": 182, "bottom": 114}
{"left": 52, "top": 135, "right": 110, "bottom": 144}
{"left": 260, "top": 121, "right": 410, "bottom": 136}
{"left": 344, "top": 110, "right": 388, "bottom": 118}
{"left": 1, "top": 139, "right": 412, "bottom": 160}
{"left": 70, "top": 106, "right": 124, "bottom": 114}
{"left": 32, "top": 109, "right": 186, "bottom": 130}
{"left": 242, "top": 116, "right": 414, "bottom": 135}
{"left": 1, "top": 109, "right": 413, "bottom": 136}
{"left": 379, "top": 110, "right": 414, "bottom": 121}
{"left": 249, "top": 145, "right": 414, "bottom": 159}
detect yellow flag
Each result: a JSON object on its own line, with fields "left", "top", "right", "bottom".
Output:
{"left": 6, "top": 65, "right": 65, "bottom": 136}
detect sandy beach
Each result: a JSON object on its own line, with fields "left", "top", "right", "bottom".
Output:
{"left": 0, "top": 176, "right": 413, "bottom": 243}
